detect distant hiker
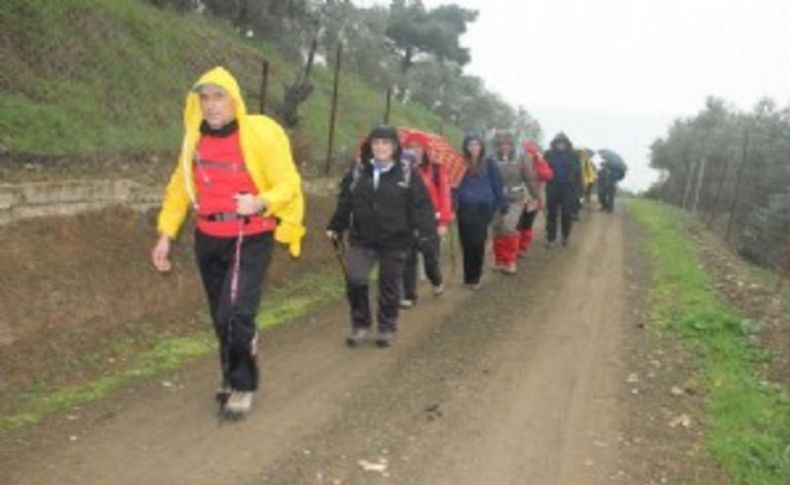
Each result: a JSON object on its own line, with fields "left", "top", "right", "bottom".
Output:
{"left": 544, "top": 132, "right": 582, "bottom": 247}
{"left": 151, "top": 67, "right": 305, "bottom": 418}
{"left": 454, "top": 132, "right": 507, "bottom": 287}
{"left": 326, "top": 125, "right": 437, "bottom": 348}
{"left": 578, "top": 148, "right": 598, "bottom": 210}
{"left": 490, "top": 133, "right": 530, "bottom": 274}
{"left": 517, "top": 141, "right": 553, "bottom": 258}
{"left": 400, "top": 131, "right": 452, "bottom": 309}
{"left": 597, "top": 149, "right": 628, "bottom": 212}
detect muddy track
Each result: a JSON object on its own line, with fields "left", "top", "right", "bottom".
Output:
{"left": 3, "top": 209, "right": 634, "bottom": 485}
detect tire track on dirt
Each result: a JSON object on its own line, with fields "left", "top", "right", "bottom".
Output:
{"left": 3, "top": 210, "right": 631, "bottom": 485}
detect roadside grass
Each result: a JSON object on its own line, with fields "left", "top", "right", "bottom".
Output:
{"left": 0, "top": 268, "right": 345, "bottom": 431}
{"left": 628, "top": 199, "right": 790, "bottom": 484}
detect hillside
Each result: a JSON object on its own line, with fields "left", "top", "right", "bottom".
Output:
{"left": 0, "top": 0, "right": 460, "bottom": 173}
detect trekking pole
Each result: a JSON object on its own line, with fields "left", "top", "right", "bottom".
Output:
{"left": 447, "top": 221, "right": 458, "bottom": 276}
{"left": 216, "top": 217, "right": 245, "bottom": 422}
{"left": 331, "top": 235, "right": 349, "bottom": 281}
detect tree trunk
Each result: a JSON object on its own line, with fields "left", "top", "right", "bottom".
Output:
{"left": 279, "top": 36, "right": 318, "bottom": 127}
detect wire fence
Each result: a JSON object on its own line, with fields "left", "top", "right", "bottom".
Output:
{"left": 654, "top": 134, "right": 790, "bottom": 293}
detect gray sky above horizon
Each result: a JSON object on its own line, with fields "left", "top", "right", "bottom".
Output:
{"left": 359, "top": 0, "right": 790, "bottom": 191}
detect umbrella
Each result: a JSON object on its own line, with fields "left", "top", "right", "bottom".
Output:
{"left": 355, "top": 127, "right": 467, "bottom": 187}
{"left": 598, "top": 148, "right": 625, "bottom": 167}
{"left": 598, "top": 148, "right": 627, "bottom": 180}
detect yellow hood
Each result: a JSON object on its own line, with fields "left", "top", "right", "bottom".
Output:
{"left": 157, "top": 66, "right": 306, "bottom": 257}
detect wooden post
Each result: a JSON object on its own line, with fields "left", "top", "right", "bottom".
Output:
{"left": 324, "top": 43, "right": 342, "bottom": 176}
{"left": 259, "top": 59, "right": 270, "bottom": 114}
{"left": 682, "top": 159, "right": 697, "bottom": 210}
{"left": 384, "top": 87, "right": 392, "bottom": 124}
{"left": 692, "top": 156, "right": 708, "bottom": 213}
{"left": 725, "top": 131, "right": 750, "bottom": 243}
{"left": 776, "top": 236, "right": 790, "bottom": 294}
{"left": 707, "top": 155, "right": 734, "bottom": 229}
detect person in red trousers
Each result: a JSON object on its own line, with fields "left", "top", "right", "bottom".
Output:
{"left": 518, "top": 141, "right": 553, "bottom": 258}
{"left": 490, "top": 133, "right": 529, "bottom": 274}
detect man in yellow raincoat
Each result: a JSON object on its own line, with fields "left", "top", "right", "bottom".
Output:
{"left": 151, "top": 66, "right": 305, "bottom": 418}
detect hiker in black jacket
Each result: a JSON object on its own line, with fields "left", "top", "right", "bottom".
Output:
{"left": 544, "top": 132, "right": 583, "bottom": 247}
{"left": 327, "top": 125, "right": 437, "bottom": 348}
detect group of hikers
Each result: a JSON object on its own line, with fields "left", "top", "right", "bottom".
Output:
{"left": 150, "top": 67, "right": 626, "bottom": 418}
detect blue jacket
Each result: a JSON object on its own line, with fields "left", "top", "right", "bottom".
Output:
{"left": 455, "top": 158, "right": 507, "bottom": 211}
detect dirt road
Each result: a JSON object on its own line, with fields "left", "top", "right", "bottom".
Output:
{"left": 3, "top": 209, "right": 631, "bottom": 485}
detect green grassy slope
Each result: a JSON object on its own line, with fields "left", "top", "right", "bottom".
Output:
{"left": 0, "top": 0, "right": 460, "bottom": 164}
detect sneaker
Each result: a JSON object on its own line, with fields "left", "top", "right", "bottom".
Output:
{"left": 400, "top": 299, "right": 416, "bottom": 309}
{"left": 545, "top": 240, "right": 555, "bottom": 249}
{"left": 224, "top": 391, "right": 253, "bottom": 417}
{"left": 376, "top": 331, "right": 394, "bottom": 348}
{"left": 502, "top": 263, "right": 517, "bottom": 275}
{"left": 345, "top": 327, "right": 369, "bottom": 348}
{"left": 432, "top": 283, "right": 445, "bottom": 297}
{"left": 465, "top": 282, "right": 482, "bottom": 290}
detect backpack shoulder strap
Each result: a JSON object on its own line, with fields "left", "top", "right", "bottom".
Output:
{"left": 400, "top": 158, "right": 413, "bottom": 188}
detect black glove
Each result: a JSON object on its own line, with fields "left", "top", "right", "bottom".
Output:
{"left": 418, "top": 236, "right": 438, "bottom": 254}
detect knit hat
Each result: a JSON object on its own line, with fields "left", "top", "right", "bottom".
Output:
{"left": 368, "top": 125, "right": 400, "bottom": 145}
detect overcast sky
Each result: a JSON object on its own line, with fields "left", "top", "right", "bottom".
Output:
{"left": 359, "top": 0, "right": 790, "bottom": 191}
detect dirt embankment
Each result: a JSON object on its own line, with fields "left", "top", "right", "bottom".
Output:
{"left": 0, "top": 192, "right": 337, "bottom": 402}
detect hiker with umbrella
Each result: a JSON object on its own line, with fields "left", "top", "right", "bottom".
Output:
{"left": 400, "top": 130, "right": 454, "bottom": 309}
{"left": 597, "top": 149, "right": 627, "bottom": 212}
{"left": 151, "top": 67, "right": 305, "bottom": 418}
{"left": 326, "top": 125, "right": 437, "bottom": 348}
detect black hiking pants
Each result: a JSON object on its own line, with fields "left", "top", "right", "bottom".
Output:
{"left": 518, "top": 208, "right": 538, "bottom": 230}
{"left": 195, "top": 229, "right": 274, "bottom": 392}
{"left": 598, "top": 175, "right": 616, "bottom": 212}
{"left": 345, "top": 246, "right": 407, "bottom": 333}
{"left": 457, "top": 204, "right": 494, "bottom": 285}
{"left": 546, "top": 182, "right": 576, "bottom": 243}
{"left": 403, "top": 237, "right": 443, "bottom": 301}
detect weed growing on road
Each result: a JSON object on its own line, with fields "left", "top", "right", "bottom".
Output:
{"left": 629, "top": 199, "right": 790, "bottom": 485}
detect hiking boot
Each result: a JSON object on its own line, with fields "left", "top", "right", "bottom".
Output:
{"left": 432, "top": 283, "right": 445, "bottom": 297}
{"left": 502, "top": 263, "right": 517, "bottom": 275}
{"left": 400, "top": 299, "right": 416, "bottom": 309}
{"left": 465, "top": 282, "right": 482, "bottom": 291}
{"left": 224, "top": 391, "right": 253, "bottom": 417}
{"left": 561, "top": 238, "right": 569, "bottom": 247}
{"left": 545, "top": 240, "right": 555, "bottom": 249}
{"left": 376, "top": 331, "right": 394, "bottom": 348}
{"left": 215, "top": 384, "right": 231, "bottom": 406}
{"left": 345, "top": 327, "right": 369, "bottom": 348}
